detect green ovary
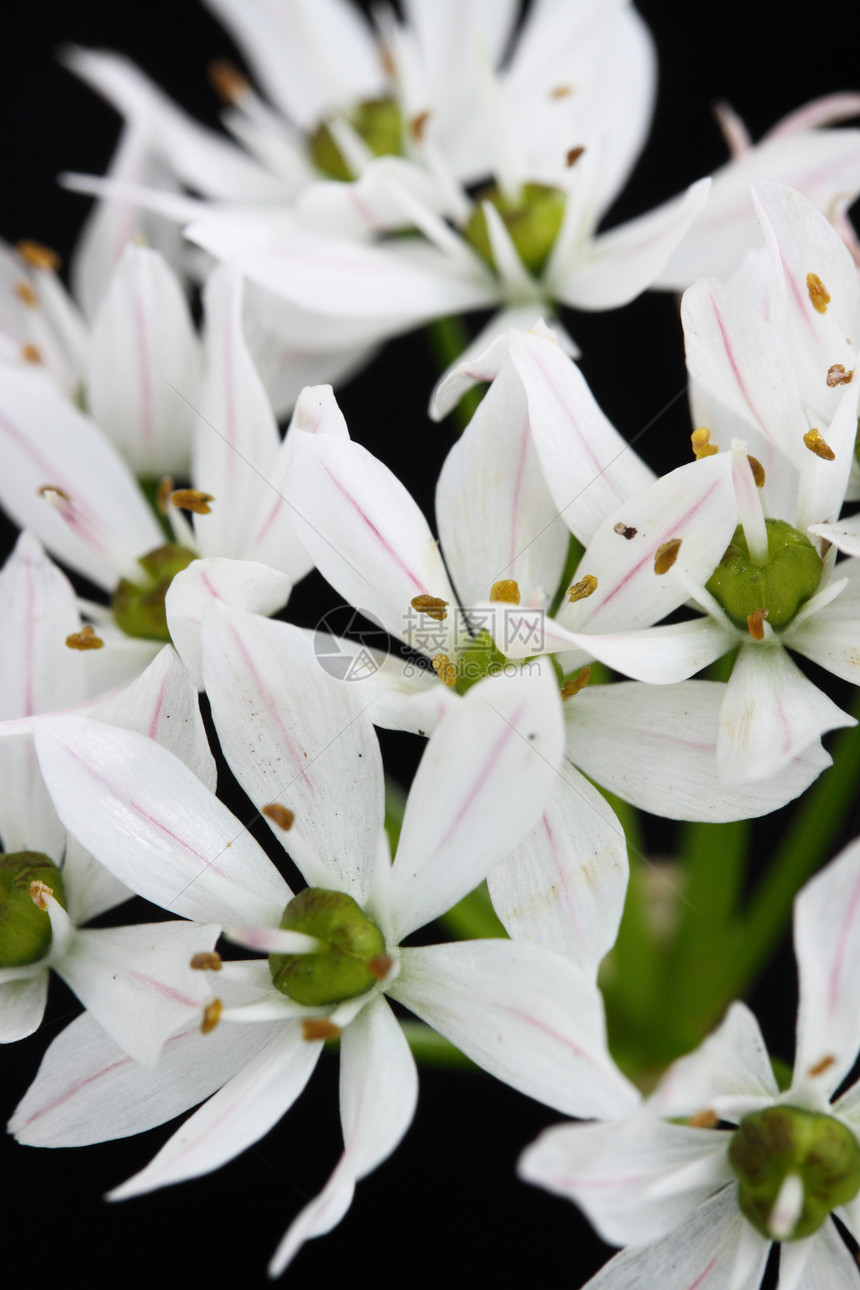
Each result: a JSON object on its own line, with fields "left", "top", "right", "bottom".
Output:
{"left": 309, "top": 97, "right": 404, "bottom": 182}
{"left": 463, "top": 183, "right": 566, "bottom": 276}
{"left": 705, "top": 519, "right": 822, "bottom": 631}
{"left": 729, "top": 1105, "right": 860, "bottom": 1240}
{"left": 0, "top": 852, "right": 67, "bottom": 967}
{"left": 269, "top": 888, "right": 387, "bottom": 1006}
{"left": 112, "top": 543, "right": 197, "bottom": 641}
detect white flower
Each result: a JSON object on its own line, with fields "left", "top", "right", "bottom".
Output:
{"left": 0, "top": 531, "right": 218, "bottom": 1057}
{"left": 15, "top": 618, "right": 635, "bottom": 1274}
{"left": 521, "top": 834, "right": 860, "bottom": 1289}
{"left": 0, "top": 265, "right": 347, "bottom": 688}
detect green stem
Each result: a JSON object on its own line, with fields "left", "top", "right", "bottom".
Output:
{"left": 425, "top": 316, "right": 484, "bottom": 431}
{"left": 728, "top": 705, "right": 860, "bottom": 996}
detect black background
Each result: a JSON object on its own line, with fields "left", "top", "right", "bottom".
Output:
{"left": 2, "top": 3, "right": 860, "bottom": 1287}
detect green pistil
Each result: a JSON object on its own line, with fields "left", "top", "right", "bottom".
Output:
{"left": 0, "top": 852, "right": 67, "bottom": 968}
{"left": 453, "top": 629, "right": 508, "bottom": 695}
{"left": 729, "top": 1105, "right": 860, "bottom": 1240}
{"left": 269, "top": 888, "right": 387, "bottom": 1006}
{"left": 705, "top": 519, "right": 822, "bottom": 632}
{"left": 112, "top": 543, "right": 197, "bottom": 641}
{"left": 463, "top": 183, "right": 566, "bottom": 276}
{"left": 309, "top": 97, "right": 404, "bottom": 182}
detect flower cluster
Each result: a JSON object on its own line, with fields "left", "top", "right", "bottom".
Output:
{"left": 3, "top": 1, "right": 860, "bottom": 1285}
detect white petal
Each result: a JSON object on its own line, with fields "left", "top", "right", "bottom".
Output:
{"left": 556, "top": 179, "right": 711, "bottom": 310}
{"left": 717, "top": 644, "right": 854, "bottom": 783}
{"left": 558, "top": 453, "right": 737, "bottom": 636}
{"left": 649, "top": 1002, "right": 779, "bottom": 1122}
{"left": 391, "top": 939, "right": 637, "bottom": 1118}
{"left": 109, "top": 1021, "right": 321, "bottom": 1198}
{"left": 792, "top": 838, "right": 860, "bottom": 1098}
{"left": 387, "top": 667, "right": 564, "bottom": 941}
{"left": 283, "top": 431, "right": 457, "bottom": 649}
{"left": 520, "top": 1111, "right": 732, "bottom": 1246}
{"left": 560, "top": 617, "right": 732, "bottom": 684}
{"left": 809, "top": 515, "right": 860, "bottom": 557}
{"left": 202, "top": 606, "right": 383, "bottom": 902}
{"left": 487, "top": 763, "right": 627, "bottom": 976}
{"left": 90, "top": 644, "right": 216, "bottom": 792}
{"left": 682, "top": 279, "right": 810, "bottom": 472}
{"left": 0, "top": 369, "right": 162, "bottom": 589}
{"left": 569, "top": 680, "right": 832, "bottom": 821}
{"left": 575, "top": 1188, "right": 768, "bottom": 1290}
{"left": 508, "top": 328, "right": 654, "bottom": 545}
{"left": 0, "top": 971, "right": 48, "bottom": 1043}
{"left": 436, "top": 358, "right": 568, "bottom": 608}
{"left": 86, "top": 243, "right": 201, "bottom": 477}
{"left": 191, "top": 264, "right": 281, "bottom": 559}
{"left": 35, "top": 716, "right": 290, "bottom": 926}
{"left": 269, "top": 996, "right": 418, "bottom": 1275}
{"left": 778, "top": 1221, "right": 860, "bottom": 1290}
{"left": 164, "top": 556, "right": 291, "bottom": 688}
{"left": 55, "top": 921, "right": 219, "bottom": 1065}
{"left": 10, "top": 993, "right": 286, "bottom": 1146}
{"left": 205, "top": 0, "right": 384, "bottom": 127}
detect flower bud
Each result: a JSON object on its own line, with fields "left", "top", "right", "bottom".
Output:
{"left": 269, "top": 888, "right": 386, "bottom": 1006}
{"left": 309, "top": 98, "right": 404, "bottom": 182}
{"left": 729, "top": 1105, "right": 860, "bottom": 1240}
{"left": 112, "top": 543, "right": 197, "bottom": 641}
{"left": 0, "top": 852, "right": 67, "bottom": 967}
{"left": 464, "top": 183, "right": 566, "bottom": 276}
{"left": 705, "top": 520, "right": 821, "bottom": 631}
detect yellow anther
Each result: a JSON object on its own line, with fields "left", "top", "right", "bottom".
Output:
{"left": 747, "top": 455, "right": 765, "bottom": 487}
{"left": 170, "top": 488, "right": 215, "bottom": 514}
{"left": 567, "top": 574, "right": 597, "bottom": 602}
{"left": 613, "top": 522, "right": 637, "bottom": 540}
{"left": 410, "top": 110, "right": 430, "bottom": 141}
{"left": 302, "top": 1018, "right": 341, "bottom": 1042}
{"left": 566, "top": 145, "right": 585, "bottom": 167}
{"left": 38, "top": 484, "right": 71, "bottom": 502}
{"left": 432, "top": 653, "right": 457, "bottom": 687}
{"left": 21, "top": 343, "right": 42, "bottom": 364}
{"left": 803, "top": 428, "right": 836, "bottom": 461}
{"left": 549, "top": 84, "right": 573, "bottom": 99}
{"left": 689, "top": 1109, "right": 718, "bottom": 1129}
{"left": 827, "top": 363, "right": 853, "bottom": 387}
{"left": 190, "top": 951, "right": 222, "bottom": 971}
{"left": 561, "top": 666, "right": 591, "bottom": 700}
{"left": 156, "top": 475, "right": 174, "bottom": 516}
{"left": 807, "top": 272, "right": 830, "bottom": 313}
{"left": 208, "top": 59, "right": 250, "bottom": 104}
{"left": 14, "top": 281, "right": 38, "bottom": 307}
{"left": 654, "top": 539, "right": 682, "bottom": 575}
{"left": 411, "top": 594, "right": 448, "bottom": 620}
{"left": 17, "top": 240, "right": 61, "bottom": 272}
{"left": 746, "top": 607, "right": 768, "bottom": 641}
{"left": 490, "top": 579, "right": 520, "bottom": 604}
{"left": 28, "top": 880, "right": 53, "bottom": 911}
{"left": 66, "top": 625, "right": 105, "bottom": 651}
{"left": 263, "top": 804, "right": 295, "bottom": 831}
{"left": 201, "top": 999, "right": 223, "bottom": 1034}
{"left": 367, "top": 953, "right": 394, "bottom": 980}
{"left": 808, "top": 1054, "right": 836, "bottom": 1077}
{"left": 691, "top": 426, "right": 719, "bottom": 459}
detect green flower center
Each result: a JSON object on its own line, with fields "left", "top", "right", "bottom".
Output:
{"left": 308, "top": 97, "right": 404, "bottom": 182}
{"left": 705, "top": 519, "right": 822, "bottom": 632}
{"left": 452, "top": 629, "right": 509, "bottom": 695}
{"left": 0, "top": 852, "right": 67, "bottom": 968}
{"left": 463, "top": 183, "right": 566, "bottom": 276}
{"left": 112, "top": 543, "right": 197, "bottom": 641}
{"left": 729, "top": 1105, "right": 860, "bottom": 1240}
{"left": 268, "top": 888, "right": 387, "bottom": 1006}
